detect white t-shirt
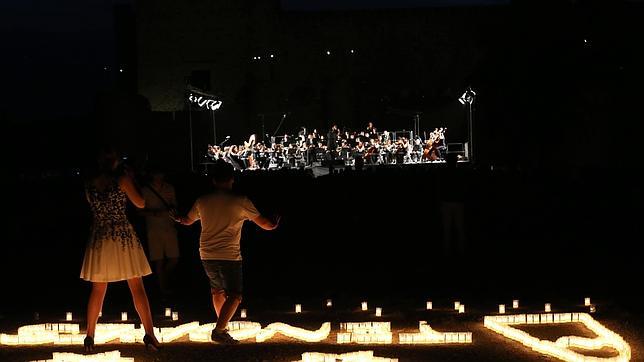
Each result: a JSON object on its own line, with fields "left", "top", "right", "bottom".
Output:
{"left": 188, "top": 191, "right": 260, "bottom": 261}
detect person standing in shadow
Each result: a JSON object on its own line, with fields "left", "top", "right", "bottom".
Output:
{"left": 141, "top": 166, "right": 180, "bottom": 296}
{"left": 438, "top": 153, "right": 467, "bottom": 257}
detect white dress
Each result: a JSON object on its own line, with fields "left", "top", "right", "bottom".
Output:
{"left": 80, "top": 180, "right": 152, "bottom": 282}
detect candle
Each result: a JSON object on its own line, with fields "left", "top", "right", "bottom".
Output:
{"left": 545, "top": 303, "right": 551, "bottom": 313}
{"left": 458, "top": 304, "right": 465, "bottom": 314}
{"left": 499, "top": 304, "right": 506, "bottom": 314}
{"left": 295, "top": 304, "right": 302, "bottom": 313}
{"left": 326, "top": 299, "right": 333, "bottom": 307}
{"left": 121, "top": 312, "right": 128, "bottom": 321}
{"left": 361, "top": 302, "right": 368, "bottom": 311}
{"left": 375, "top": 308, "right": 382, "bottom": 317}
{"left": 240, "top": 309, "right": 247, "bottom": 319}
{"left": 426, "top": 301, "right": 433, "bottom": 310}
{"left": 454, "top": 301, "right": 461, "bottom": 311}
{"left": 172, "top": 311, "right": 179, "bottom": 321}
{"left": 584, "top": 297, "right": 591, "bottom": 306}
{"left": 165, "top": 308, "right": 172, "bottom": 317}
{"left": 66, "top": 312, "right": 73, "bottom": 321}
{"left": 512, "top": 300, "right": 519, "bottom": 309}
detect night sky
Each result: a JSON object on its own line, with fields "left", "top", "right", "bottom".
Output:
{"left": 1, "top": 0, "right": 124, "bottom": 121}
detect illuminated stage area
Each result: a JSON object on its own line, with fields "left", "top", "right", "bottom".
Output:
{"left": 1, "top": 299, "right": 641, "bottom": 362}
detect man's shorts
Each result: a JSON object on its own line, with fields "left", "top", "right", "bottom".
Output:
{"left": 201, "top": 260, "right": 243, "bottom": 295}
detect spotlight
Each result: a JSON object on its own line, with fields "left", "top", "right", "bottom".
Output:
{"left": 119, "top": 68, "right": 123, "bottom": 73}
{"left": 350, "top": 49, "right": 355, "bottom": 54}
{"left": 326, "top": 50, "right": 331, "bottom": 56}
{"left": 458, "top": 88, "right": 476, "bottom": 105}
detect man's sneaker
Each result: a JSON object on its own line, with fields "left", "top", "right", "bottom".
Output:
{"left": 211, "top": 329, "right": 240, "bottom": 345}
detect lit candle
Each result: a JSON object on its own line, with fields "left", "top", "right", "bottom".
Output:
{"left": 240, "top": 309, "right": 247, "bottom": 319}
{"left": 121, "top": 312, "right": 128, "bottom": 321}
{"left": 454, "top": 301, "right": 461, "bottom": 311}
{"left": 512, "top": 300, "right": 519, "bottom": 309}
{"left": 584, "top": 297, "right": 591, "bottom": 306}
{"left": 426, "top": 301, "right": 433, "bottom": 310}
{"left": 545, "top": 303, "right": 551, "bottom": 313}
{"left": 375, "top": 308, "right": 382, "bottom": 317}
{"left": 361, "top": 302, "right": 368, "bottom": 311}
{"left": 172, "top": 311, "right": 179, "bottom": 321}
{"left": 165, "top": 308, "right": 172, "bottom": 317}
{"left": 499, "top": 304, "right": 506, "bottom": 314}
{"left": 66, "top": 312, "right": 73, "bottom": 321}
{"left": 326, "top": 299, "right": 333, "bottom": 307}
{"left": 295, "top": 304, "right": 302, "bottom": 313}
{"left": 458, "top": 304, "right": 465, "bottom": 314}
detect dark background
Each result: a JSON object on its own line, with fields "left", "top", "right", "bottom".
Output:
{"left": 3, "top": 0, "right": 644, "bottom": 319}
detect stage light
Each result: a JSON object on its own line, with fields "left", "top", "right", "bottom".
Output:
{"left": 326, "top": 50, "right": 331, "bottom": 55}
{"left": 513, "top": 300, "right": 519, "bottom": 309}
{"left": 172, "top": 312, "right": 179, "bottom": 321}
{"left": 361, "top": 301, "right": 368, "bottom": 311}
{"left": 119, "top": 68, "right": 123, "bottom": 73}
{"left": 426, "top": 301, "right": 433, "bottom": 310}
{"left": 326, "top": 299, "right": 333, "bottom": 307}
{"left": 165, "top": 308, "right": 171, "bottom": 317}
{"left": 454, "top": 301, "right": 460, "bottom": 311}
{"left": 350, "top": 49, "right": 355, "bottom": 54}
{"left": 399, "top": 321, "right": 472, "bottom": 344}
{"left": 484, "top": 313, "right": 631, "bottom": 362}
{"left": 499, "top": 305, "right": 506, "bottom": 314}
{"left": 66, "top": 313, "right": 72, "bottom": 321}
{"left": 458, "top": 88, "right": 476, "bottom": 105}
{"left": 121, "top": 312, "right": 127, "bottom": 321}
{"left": 590, "top": 305, "right": 596, "bottom": 313}
{"left": 458, "top": 305, "right": 465, "bottom": 314}
{"left": 295, "top": 304, "right": 302, "bottom": 313}
{"left": 187, "top": 88, "right": 223, "bottom": 111}
{"left": 584, "top": 298, "right": 591, "bottom": 307}
{"left": 240, "top": 309, "right": 247, "bottom": 319}
{"left": 545, "top": 303, "right": 551, "bottom": 313}
{"left": 375, "top": 308, "right": 382, "bottom": 317}
{"left": 270, "top": 54, "right": 274, "bottom": 58}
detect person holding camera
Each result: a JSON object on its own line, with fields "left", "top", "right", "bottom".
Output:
{"left": 173, "top": 160, "right": 279, "bottom": 344}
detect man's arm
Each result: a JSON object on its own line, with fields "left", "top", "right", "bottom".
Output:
{"left": 251, "top": 215, "right": 280, "bottom": 231}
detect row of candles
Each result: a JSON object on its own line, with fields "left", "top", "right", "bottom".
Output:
{"left": 58, "top": 297, "right": 595, "bottom": 325}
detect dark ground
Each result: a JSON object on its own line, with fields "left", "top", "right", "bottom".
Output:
{"left": 4, "top": 164, "right": 644, "bottom": 361}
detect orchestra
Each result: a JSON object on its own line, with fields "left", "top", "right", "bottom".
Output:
{"left": 205, "top": 124, "right": 448, "bottom": 171}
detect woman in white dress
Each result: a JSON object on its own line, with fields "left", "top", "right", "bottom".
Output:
{"left": 80, "top": 148, "right": 160, "bottom": 351}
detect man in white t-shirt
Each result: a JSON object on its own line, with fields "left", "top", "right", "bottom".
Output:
{"left": 174, "top": 160, "right": 279, "bottom": 344}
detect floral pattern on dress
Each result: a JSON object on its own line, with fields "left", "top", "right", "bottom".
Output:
{"left": 86, "top": 180, "right": 142, "bottom": 250}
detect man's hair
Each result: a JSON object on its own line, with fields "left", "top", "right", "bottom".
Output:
{"left": 212, "top": 159, "right": 234, "bottom": 183}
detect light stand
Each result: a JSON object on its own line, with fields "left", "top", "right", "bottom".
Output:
{"left": 186, "top": 87, "right": 223, "bottom": 172}
{"left": 459, "top": 88, "right": 476, "bottom": 163}
{"left": 188, "top": 102, "right": 194, "bottom": 172}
